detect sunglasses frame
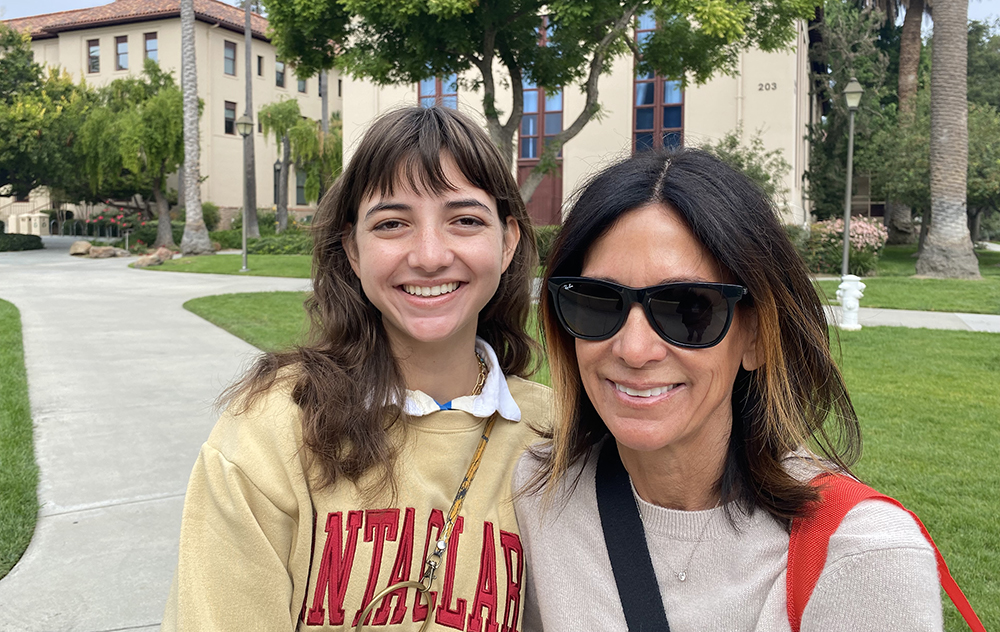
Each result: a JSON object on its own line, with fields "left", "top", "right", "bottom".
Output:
{"left": 547, "top": 276, "right": 748, "bottom": 349}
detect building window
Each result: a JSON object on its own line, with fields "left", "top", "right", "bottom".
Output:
{"left": 224, "top": 101, "right": 237, "bottom": 134}
{"left": 296, "top": 169, "right": 307, "bottom": 205}
{"left": 224, "top": 41, "right": 237, "bottom": 76}
{"left": 338, "top": 78, "right": 342, "bottom": 97}
{"left": 15, "top": 191, "right": 29, "bottom": 203}
{"left": 298, "top": 77, "right": 307, "bottom": 93}
{"left": 257, "top": 55, "right": 263, "bottom": 76}
{"left": 519, "top": 80, "right": 562, "bottom": 160}
{"left": 87, "top": 39, "right": 100, "bottom": 73}
{"left": 275, "top": 60, "right": 285, "bottom": 87}
{"left": 115, "top": 36, "right": 128, "bottom": 70}
{"left": 633, "top": 11, "right": 683, "bottom": 152}
{"left": 144, "top": 33, "right": 157, "bottom": 62}
{"left": 418, "top": 74, "right": 457, "bottom": 109}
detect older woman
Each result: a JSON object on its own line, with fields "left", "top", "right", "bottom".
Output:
{"left": 514, "top": 149, "right": 945, "bottom": 631}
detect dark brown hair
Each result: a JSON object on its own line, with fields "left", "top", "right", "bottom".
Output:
{"left": 536, "top": 148, "right": 860, "bottom": 526}
{"left": 224, "top": 107, "right": 538, "bottom": 498}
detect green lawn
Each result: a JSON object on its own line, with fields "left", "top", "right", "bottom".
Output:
{"left": 816, "top": 245, "right": 1000, "bottom": 314}
{"left": 144, "top": 254, "right": 312, "bottom": 278}
{"left": 0, "top": 299, "right": 39, "bottom": 580}
{"left": 186, "top": 291, "right": 999, "bottom": 628}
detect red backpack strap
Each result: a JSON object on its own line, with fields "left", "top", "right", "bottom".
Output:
{"left": 787, "top": 473, "right": 985, "bottom": 632}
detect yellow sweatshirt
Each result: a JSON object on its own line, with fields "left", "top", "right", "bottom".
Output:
{"left": 162, "top": 372, "right": 550, "bottom": 632}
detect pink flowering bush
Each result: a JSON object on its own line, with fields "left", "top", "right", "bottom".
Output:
{"left": 803, "top": 216, "right": 888, "bottom": 276}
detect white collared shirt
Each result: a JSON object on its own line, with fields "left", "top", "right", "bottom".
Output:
{"left": 402, "top": 338, "right": 522, "bottom": 422}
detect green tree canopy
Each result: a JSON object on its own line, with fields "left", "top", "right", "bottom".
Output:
{"left": 263, "top": 0, "right": 819, "bottom": 201}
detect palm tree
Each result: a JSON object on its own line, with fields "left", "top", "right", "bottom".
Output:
{"left": 179, "top": 0, "right": 213, "bottom": 255}
{"left": 916, "top": 0, "right": 980, "bottom": 278}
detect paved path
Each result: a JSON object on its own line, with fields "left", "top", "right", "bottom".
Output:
{"left": 0, "top": 238, "right": 997, "bottom": 632}
{"left": 0, "top": 237, "right": 309, "bottom": 632}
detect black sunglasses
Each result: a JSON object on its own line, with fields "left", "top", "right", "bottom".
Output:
{"left": 547, "top": 277, "right": 748, "bottom": 349}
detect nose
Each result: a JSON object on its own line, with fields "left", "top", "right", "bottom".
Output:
{"left": 408, "top": 224, "right": 455, "bottom": 272}
{"left": 612, "top": 304, "right": 668, "bottom": 368}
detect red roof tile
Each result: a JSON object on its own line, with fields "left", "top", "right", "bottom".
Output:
{"left": 4, "top": 0, "right": 269, "bottom": 41}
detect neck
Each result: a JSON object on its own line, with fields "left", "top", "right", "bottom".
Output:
{"left": 617, "top": 430, "right": 729, "bottom": 511}
{"left": 391, "top": 330, "right": 482, "bottom": 404}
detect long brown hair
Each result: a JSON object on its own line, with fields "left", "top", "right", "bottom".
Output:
{"left": 535, "top": 148, "right": 860, "bottom": 526}
{"left": 224, "top": 107, "right": 538, "bottom": 498}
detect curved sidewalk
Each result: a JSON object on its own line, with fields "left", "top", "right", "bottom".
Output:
{"left": 0, "top": 238, "right": 310, "bottom": 632}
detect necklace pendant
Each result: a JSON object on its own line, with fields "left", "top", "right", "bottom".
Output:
{"left": 677, "top": 571, "right": 687, "bottom": 582}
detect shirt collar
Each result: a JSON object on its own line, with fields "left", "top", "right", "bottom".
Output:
{"left": 403, "top": 337, "right": 522, "bottom": 421}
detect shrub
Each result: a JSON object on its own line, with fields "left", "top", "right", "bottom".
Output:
{"left": 132, "top": 221, "right": 184, "bottom": 247}
{"left": 0, "top": 234, "right": 44, "bottom": 251}
{"left": 799, "top": 216, "right": 888, "bottom": 276}
{"left": 248, "top": 231, "right": 313, "bottom": 255}
{"left": 535, "top": 225, "right": 560, "bottom": 267}
{"left": 170, "top": 203, "right": 221, "bottom": 231}
{"left": 232, "top": 211, "right": 280, "bottom": 236}
{"left": 210, "top": 229, "right": 245, "bottom": 250}
{"left": 0, "top": 220, "right": 5, "bottom": 234}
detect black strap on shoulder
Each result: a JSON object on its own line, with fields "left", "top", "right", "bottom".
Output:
{"left": 595, "top": 439, "right": 671, "bottom": 632}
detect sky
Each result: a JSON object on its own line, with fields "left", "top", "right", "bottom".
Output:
{"left": 1, "top": 0, "right": 997, "bottom": 27}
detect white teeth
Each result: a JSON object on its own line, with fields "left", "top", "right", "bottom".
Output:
{"left": 403, "top": 282, "right": 459, "bottom": 297}
{"left": 614, "top": 382, "right": 677, "bottom": 398}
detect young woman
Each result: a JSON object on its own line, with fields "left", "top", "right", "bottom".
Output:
{"left": 163, "top": 107, "right": 550, "bottom": 631}
{"left": 514, "top": 149, "right": 944, "bottom": 631}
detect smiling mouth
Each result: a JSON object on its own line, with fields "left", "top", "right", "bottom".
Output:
{"left": 401, "top": 282, "right": 460, "bottom": 297}
{"left": 613, "top": 382, "right": 679, "bottom": 398}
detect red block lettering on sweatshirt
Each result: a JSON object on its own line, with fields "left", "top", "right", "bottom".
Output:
{"left": 306, "top": 510, "right": 363, "bottom": 626}
{"left": 467, "top": 521, "right": 499, "bottom": 632}
{"left": 371, "top": 507, "right": 416, "bottom": 625}
{"left": 435, "top": 515, "right": 467, "bottom": 629}
{"left": 413, "top": 508, "right": 445, "bottom": 623}
{"left": 352, "top": 509, "right": 402, "bottom": 627}
{"left": 499, "top": 530, "right": 524, "bottom": 632}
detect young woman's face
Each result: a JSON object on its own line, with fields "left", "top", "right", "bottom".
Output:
{"left": 348, "top": 154, "right": 520, "bottom": 353}
{"left": 574, "top": 204, "right": 758, "bottom": 459}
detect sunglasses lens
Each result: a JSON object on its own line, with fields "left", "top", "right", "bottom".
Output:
{"left": 556, "top": 281, "right": 624, "bottom": 339}
{"left": 648, "top": 286, "right": 731, "bottom": 346}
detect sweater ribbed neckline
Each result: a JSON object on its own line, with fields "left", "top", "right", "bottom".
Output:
{"left": 631, "top": 484, "right": 742, "bottom": 541}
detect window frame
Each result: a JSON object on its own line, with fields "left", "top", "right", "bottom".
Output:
{"left": 224, "top": 101, "right": 237, "bottom": 135}
{"left": 632, "top": 12, "right": 685, "bottom": 153}
{"left": 224, "top": 41, "right": 237, "bottom": 76}
{"left": 418, "top": 74, "right": 458, "bottom": 109}
{"left": 87, "top": 39, "right": 100, "bottom": 73}
{"left": 257, "top": 55, "right": 263, "bottom": 76}
{"left": 115, "top": 35, "right": 128, "bottom": 71}
{"left": 297, "top": 76, "right": 307, "bottom": 93}
{"left": 144, "top": 32, "right": 158, "bottom": 62}
{"left": 518, "top": 82, "right": 563, "bottom": 162}
{"left": 295, "top": 169, "right": 307, "bottom": 205}
{"left": 275, "top": 60, "right": 286, "bottom": 88}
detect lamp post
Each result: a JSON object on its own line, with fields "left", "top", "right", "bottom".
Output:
{"left": 236, "top": 114, "right": 254, "bottom": 272}
{"left": 841, "top": 77, "right": 864, "bottom": 277}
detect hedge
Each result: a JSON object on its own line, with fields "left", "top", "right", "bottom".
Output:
{"left": 0, "top": 234, "right": 44, "bottom": 252}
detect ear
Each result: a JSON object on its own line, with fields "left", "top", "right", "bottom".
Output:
{"left": 344, "top": 224, "right": 360, "bottom": 276}
{"left": 501, "top": 215, "right": 521, "bottom": 273}
{"left": 739, "top": 307, "right": 762, "bottom": 372}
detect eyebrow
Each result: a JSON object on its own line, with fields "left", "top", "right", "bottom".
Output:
{"left": 364, "top": 198, "right": 491, "bottom": 219}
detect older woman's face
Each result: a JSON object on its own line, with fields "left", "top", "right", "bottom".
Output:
{"left": 575, "top": 204, "right": 759, "bottom": 458}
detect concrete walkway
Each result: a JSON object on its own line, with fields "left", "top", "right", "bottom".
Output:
{"left": 0, "top": 238, "right": 996, "bottom": 632}
{"left": 0, "top": 237, "right": 310, "bottom": 632}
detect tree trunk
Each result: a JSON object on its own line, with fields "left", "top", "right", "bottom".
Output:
{"left": 320, "top": 71, "right": 329, "bottom": 133}
{"left": 917, "top": 206, "right": 930, "bottom": 254}
{"left": 177, "top": 159, "right": 185, "bottom": 210}
{"left": 969, "top": 208, "right": 982, "bottom": 243}
{"left": 243, "top": 0, "right": 260, "bottom": 239}
{"left": 277, "top": 134, "right": 290, "bottom": 233}
{"left": 152, "top": 174, "right": 176, "bottom": 249}
{"left": 916, "top": 0, "right": 980, "bottom": 278}
{"left": 886, "top": 200, "right": 916, "bottom": 244}
{"left": 179, "top": 0, "right": 213, "bottom": 255}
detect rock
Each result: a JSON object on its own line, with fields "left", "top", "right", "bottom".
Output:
{"left": 134, "top": 246, "right": 174, "bottom": 268}
{"left": 113, "top": 248, "right": 130, "bottom": 257}
{"left": 212, "top": 241, "right": 222, "bottom": 252}
{"left": 88, "top": 246, "right": 115, "bottom": 258}
{"left": 69, "top": 241, "right": 92, "bottom": 256}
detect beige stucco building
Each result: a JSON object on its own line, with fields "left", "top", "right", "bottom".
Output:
{"left": 344, "top": 20, "right": 815, "bottom": 226}
{"left": 2, "top": 0, "right": 340, "bottom": 233}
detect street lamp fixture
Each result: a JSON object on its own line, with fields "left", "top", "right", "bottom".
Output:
{"left": 839, "top": 76, "right": 865, "bottom": 330}
{"left": 236, "top": 114, "right": 253, "bottom": 272}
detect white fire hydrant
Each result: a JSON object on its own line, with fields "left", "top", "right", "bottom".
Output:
{"left": 836, "top": 274, "right": 866, "bottom": 331}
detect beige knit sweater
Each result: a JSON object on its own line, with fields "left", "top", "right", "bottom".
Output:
{"left": 513, "top": 450, "right": 943, "bottom": 632}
